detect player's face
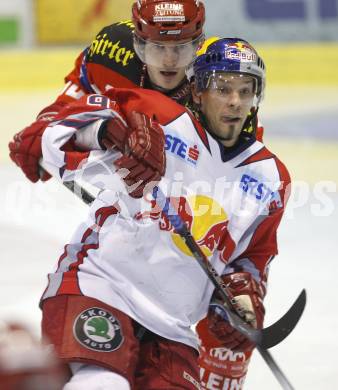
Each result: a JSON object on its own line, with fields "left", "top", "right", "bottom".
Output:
{"left": 140, "top": 37, "right": 200, "bottom": 90}
{"left": 194, "top": 73, "right": 256, "bottom": 147}
{"left": 147, "top": 61, "right": 186, "bottom": 90}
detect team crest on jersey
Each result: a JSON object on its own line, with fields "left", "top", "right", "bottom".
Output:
{"left": 73, "top": 307, "right": 124, "bottom": 352}
{"left": 135, "top": 195, "right": 235, "bottom": 263}
{"left": 165, "top": 131, "right": 200, "bottom": 166}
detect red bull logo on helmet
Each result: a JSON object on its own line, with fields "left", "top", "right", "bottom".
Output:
{"left": 225, "top": 41, "right": 257, "bottom": 63}
{"left": 136, "top": 195, "right": 235, "bottom": 262}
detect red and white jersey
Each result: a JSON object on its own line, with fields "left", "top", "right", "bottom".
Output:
{"left": 41, "top": 88, "right": 290, "bottom": 350}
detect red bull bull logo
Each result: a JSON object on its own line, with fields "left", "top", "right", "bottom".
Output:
{"left": 225, "top": 41, "right": 257, "bottom": 62}
{"left": 136, "top": 195, "right": 235, "bottom": 262}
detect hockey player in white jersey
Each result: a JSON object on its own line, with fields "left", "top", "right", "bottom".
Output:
{"left": 40, "top": 37, "right": 290, "bottom": 389}
{"left": 189, "top": 38, "right": 285, "bottom": 390}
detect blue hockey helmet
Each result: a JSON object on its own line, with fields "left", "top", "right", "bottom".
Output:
{"left": 187, "top": 37, "right": 266, "bottom": 106}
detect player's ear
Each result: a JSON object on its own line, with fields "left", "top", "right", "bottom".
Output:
{"left": 191, "top": 81, "right": 202, "bottom": 105}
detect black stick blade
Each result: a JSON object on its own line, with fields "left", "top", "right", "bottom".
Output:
{"left": 260, "top": 289, "right": 307, "bottom": 349}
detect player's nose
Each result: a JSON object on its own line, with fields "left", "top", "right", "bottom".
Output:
{"left": 226, "top": 91, "right": 241, "bottom": 109}
{"left": 162, "top": 47, "right": 179, "bottom": 67}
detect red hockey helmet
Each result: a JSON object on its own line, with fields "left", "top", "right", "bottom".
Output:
{"left": 132, "top": 0, "right": 205, "bottom": 41}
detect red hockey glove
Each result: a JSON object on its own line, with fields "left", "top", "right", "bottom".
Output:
{"left": 8, "top": 101, "right": 67, "bottom": 182}
{"left": 207, "top": 272, "right": 265, "bottom": 351}
{"left": 9, "top": 119, "right": 51, "bottom": 182}
{"left": 100, "top": 111, "right": 166, "bottom": 198}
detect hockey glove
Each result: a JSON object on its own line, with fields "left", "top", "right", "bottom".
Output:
{"left": 8, "top": 102, "right": 67, "bottom": 182}
{"left": 207, "top": 272, "right": 265, "bottom": 351}
{"left": 9, "top": 119, "right": 51, "bottom": 182}
{"left": 99, "top": 110, "right": 166, "bottom": 198}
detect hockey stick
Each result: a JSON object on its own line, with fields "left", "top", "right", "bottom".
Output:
{"left": 152, "top": 185, "right": 305, "bottom": 390}
{"left": 62, "top": 180, "right": 96, "bottom": 205}
{"left": 40, "top": 161, "right": 305, "bottom": 349}
{"left": 39, "top": 160, "right": 304, "bottom": 389}
{"left": 39, "top": 158, "right": 100, "bottom": 205}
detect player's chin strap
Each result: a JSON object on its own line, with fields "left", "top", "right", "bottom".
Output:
{"left": 152, "top": 185, "right": 305, "bottom": 390}
{"left": 241, "top": 106, "right": 259, "bottom": 137}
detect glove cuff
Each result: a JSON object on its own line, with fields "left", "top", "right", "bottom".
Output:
{"left": 97, "top": 120, "right": 108, "bottom": 150}
{"left": 74, "top": 119, "right": 106, "bottom": 151}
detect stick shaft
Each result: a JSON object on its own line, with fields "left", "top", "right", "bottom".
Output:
{"left": 154, "top": 186, "right": 295, "bottom": 390}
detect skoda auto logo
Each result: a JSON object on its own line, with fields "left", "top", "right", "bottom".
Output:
{"left": 73, "top": 307, "right": 124, "bottom": 352}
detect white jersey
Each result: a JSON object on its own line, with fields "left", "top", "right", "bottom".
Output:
{"left": 41, "top": 89, "right": 290, "bottom": 350}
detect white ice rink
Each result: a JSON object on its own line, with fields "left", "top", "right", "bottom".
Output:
{"left": 1, "top": 87, "right": 338, "bottom": 389}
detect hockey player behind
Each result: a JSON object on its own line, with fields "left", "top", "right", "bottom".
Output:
{"left": 8, "top": 0, "right": 205, "bottom": 183}
{"left": 39, "top": 37, "right": 290, "bottom": 389}
{"left": 0, "top": 321, "right": 67, "bottom": 390}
